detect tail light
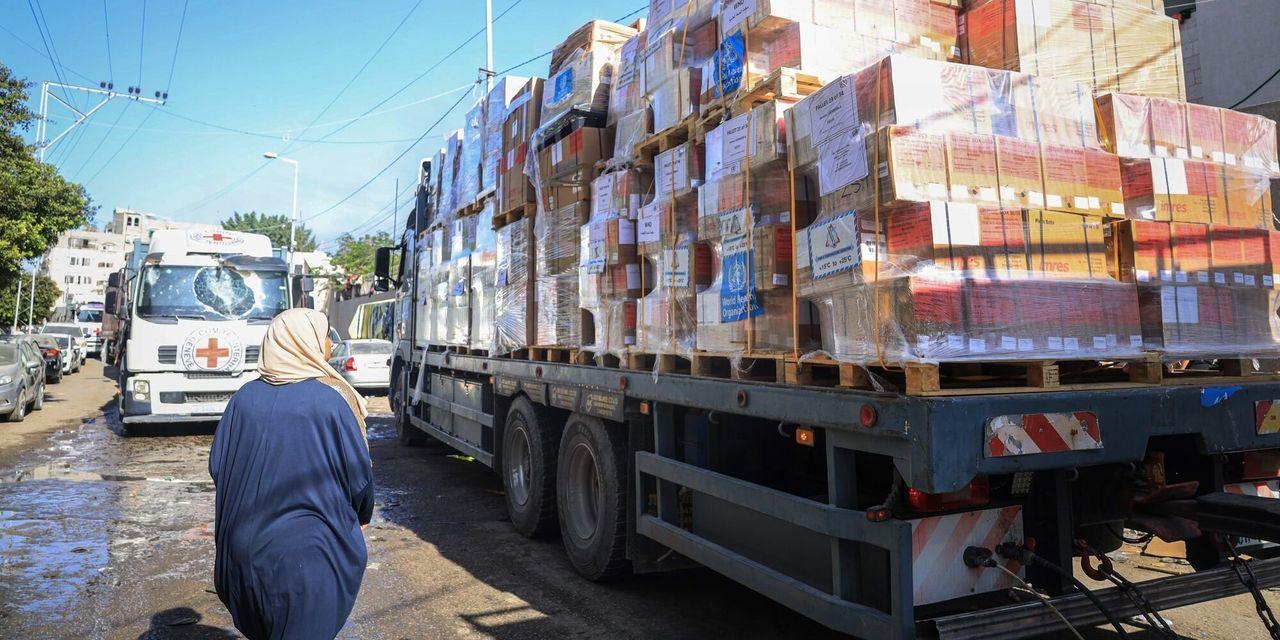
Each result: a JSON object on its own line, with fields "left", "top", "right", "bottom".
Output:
{"left": 45, "top": 348, "right": 60, "bottom": 357}
{"left": 94, "top": 328, "right": 101, "bottom": 336}
{"left": 907, "top": 476, "right": 990, "bottom": 513}
{"left": 344, "top": 357, "right": 357, "bottom": 371}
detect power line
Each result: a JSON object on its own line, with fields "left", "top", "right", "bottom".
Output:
{"left": 25, "top": 0, "right": 76, "bottom": 107}
{"left": 495, "top": 5, "right": 645, "bottom": 76}
{"left": 1229, "top": 66, "right": 1280, "bottom": 110}
{"left": 285, "top": 0, "right": 427, "bottom": 147}
{"left": 0, "top": 23, "right": 96, "bottom": 84}
{"left": 164, "top": 0, "right": 189, "bottom": 92}
{"left": 84, "top": 104, "right": 159, "bottom": 186}
{"left": 305, "top": 82, "right": 476, "bottom": 223}
{"left": 71, "top": 101, "right": 133, "bottom": 181}
{"left": 136, "top": 0, "right": 147, "bottom": 87}
{"left": 102, "top": 0, "right": 114, "bottom": 83}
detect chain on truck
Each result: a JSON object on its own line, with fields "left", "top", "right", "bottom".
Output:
{"left": 103, "top": 229, "right": 311, "bottom": 433}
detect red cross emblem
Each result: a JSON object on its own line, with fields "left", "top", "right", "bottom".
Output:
{"left": 205, "top": 232, "right": 230, "bottom": 242}
{"left": 195, "top": 338, "right": 230, "bottom": 368}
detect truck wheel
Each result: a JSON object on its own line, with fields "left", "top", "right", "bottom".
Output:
{"left": 556, "top": 413, "right": 631, "bottom": 581}
{"left": 502, "top": 396, "right": 560, "bottom": 538}
{"left": 392, "top": 361, "right": 427, "bottom": 446}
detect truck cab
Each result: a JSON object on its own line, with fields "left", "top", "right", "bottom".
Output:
{"left": 115, "top": 229, "right": 290, "bottom": 427}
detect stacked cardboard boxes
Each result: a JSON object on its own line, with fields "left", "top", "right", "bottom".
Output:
{"left": 497, "top": 78, "right": 545, "bottom": 218}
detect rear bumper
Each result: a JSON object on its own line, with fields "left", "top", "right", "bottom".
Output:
{"left": 120, "top": 370, "right": 257, "bottom": 423}
{"left": 343, "top": 369, "right": 390, "bottom": 389}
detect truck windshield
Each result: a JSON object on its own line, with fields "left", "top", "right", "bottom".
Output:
{"left": 137, "top": 266, "right": 289, "bottom": 321}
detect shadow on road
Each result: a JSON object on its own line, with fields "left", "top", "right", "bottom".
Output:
{"left": 134, "top": 607, "right": 238, "bottom": 640}
{"left": 365, "top": 417, "right": 846, "bottom": 640}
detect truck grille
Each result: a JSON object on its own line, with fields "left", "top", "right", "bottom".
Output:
{"left": 157, "top": 345, "right": 177, "bottom": 364}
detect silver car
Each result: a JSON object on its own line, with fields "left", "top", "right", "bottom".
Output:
{"left": 0, "top": 337, "right": 47, "bottom": 422}
{"left": 327, "top": 339, "right": 393, "bottom": 391}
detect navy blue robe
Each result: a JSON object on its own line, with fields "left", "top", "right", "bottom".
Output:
{"left": 209, "top": 378, "right": 374, "bottom": 640}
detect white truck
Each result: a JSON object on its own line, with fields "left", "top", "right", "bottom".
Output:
{"left": 108, "top": 228, "right": 294, "bottom": 431}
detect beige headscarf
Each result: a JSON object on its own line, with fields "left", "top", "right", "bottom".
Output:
{"left": 258, "top": 308, "right": 369, "bottom": 432}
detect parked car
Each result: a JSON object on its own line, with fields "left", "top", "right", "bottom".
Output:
{"left": 40, "top": 324, "right": 85, "bottom": 370}
{"left": 73, "top": 303, "right": 105, "bottom": 356}
{"left": 29, "top": 335, "right": 64, "bottom": 383}
{"left": 49, "top": 335, "right": 78, "bottom": 374}
{"left": 327, "top": 339, "right": 393, "bottom": 392}
{"left": 0, "top": 336, "right": 46, "bottom": 422}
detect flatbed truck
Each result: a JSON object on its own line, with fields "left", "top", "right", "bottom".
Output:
{"left": 377, "top": 188, "right": 1280, "bottom": 639}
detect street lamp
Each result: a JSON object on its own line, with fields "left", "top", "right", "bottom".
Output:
{"left": 263, "top": 151, "right": 300, "bottom": 272}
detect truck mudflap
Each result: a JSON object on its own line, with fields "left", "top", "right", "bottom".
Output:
{"left": 927, "top": 557, "right": 1280, "bottom": 640}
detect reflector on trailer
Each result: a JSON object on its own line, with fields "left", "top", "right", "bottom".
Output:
{"left": 795, "top": 426, "right": 814, "bottom": 446}
{"left": 986, "top": 411, "right": 1100, "bottom": 457}
{"left": 1257, "top": 401, "right": 1280, "bottom": 435}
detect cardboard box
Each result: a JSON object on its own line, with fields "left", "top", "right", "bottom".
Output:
{"left": 482, "top": 77, "right": 528, "bottom": 196}
{"left": 1223, "top": 109, "right": 1280, "bottom": 174}
{"left": 498, "top": 79, "right": 545, "bottom": 216}
{"left": 995, "top": 136, "right": 1046, "bottom": 210}
{"left": 542, "top": 49, "right": 616, "bottom": 125}
{"left": 1108, "top": 219, "right": 1212, "bottom": 285}
{"left": 1224, "top": 165, "right": 1274, "bottom": 229}
{"left": 1186, "top": 103, "right": 1226, "bottom": 163}
{"left": 884, "top": 202, "right": 1028, "bottom": 276}
{"left": 495, "top": 219, "right": 535, "bottom": 353}
{"left": 654, "top": 141, "right": 703, "bottom": 199}
{"left": 551, "top": 19, "right": 636, "bottom": 73}
{"left": 1084, "top": 147, "right": 1126, "bottom": 217}
{"left": 608, "top": 32, "right": 647, "bottom": 126}
{"left": 1210, "top": 225, "right": 1269, "bottom": 287}
{"left": 1137, "top": 284, "right": 1279, "bottom": 355}
{"left": 1025, "top": 210, "right": 1109, "bottom": 279}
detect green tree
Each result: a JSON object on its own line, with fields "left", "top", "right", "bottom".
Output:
{"left": 330, "top": 231, "right": 395, "bottom": 281}
{"left": 0, "top": 63, "right": 94, "bottom": 287}
{"left": 222, "top": 211, "right": 317, "bottom": 252}
{"left": 0, "top": 275, "right": 61, "bottom": 331}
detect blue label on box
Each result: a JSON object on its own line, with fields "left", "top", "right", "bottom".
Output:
{"left": 552, "top": 67, "right": 574, "bottom": 104}
{"left": 715, "top": 32, "right": 745, "bottom": 96}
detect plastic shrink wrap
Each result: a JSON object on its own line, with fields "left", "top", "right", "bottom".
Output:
{"left": 643, "top": 18, "right": 716, "bottom": 134}
{"left": 443, "top": 215, "right": 478, "bottom": 346}
{"left": 959, "top": 0, "right": 1185, "bottom": 100}
{"left": 494, "top": 218, "right": 535, "bottom": 354}
{"left": 469, "top": 204, "right": 498, "bottom": 351}
{"left": 542, "top": 19, "right": 635, "bottom": 127}
{"left": 456, "top": 97, "right": 485, "bottom": 212}
{"left": 498, "top": 78, "right": 545, "bottom": 217}
{"left": 483, "top": 77, "right": 528, "bottom": 197}
{"left": 785, "top": 54, "right": 1148, "bottom": 365}
{"left": 638, "top": 141, "right": 707, "bottom": 355}
{"left": 439, "top": 131, "right": 464, "bottom": 224}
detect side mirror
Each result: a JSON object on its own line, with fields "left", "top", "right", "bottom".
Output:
{"left": 104, "top": 291, "right": 118, "bottom": 313}
{"left": 374, "top": 246, "right": 394, "bottom": 291}
{"left": 298, "top": 275, "right": 315, "bottom": 292}
{"left": 107, "top": 271, "right": 121, "bottom": 288}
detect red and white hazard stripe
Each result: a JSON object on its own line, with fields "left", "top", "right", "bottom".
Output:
{"left": 986, "top": 412, "right": 1101, "bottom": 457}
{"left": 1225, "top": 479, "right": 1280, "bottom": 499}
{"left": 910, "top": 506, "right": 1023, "bottom": 606}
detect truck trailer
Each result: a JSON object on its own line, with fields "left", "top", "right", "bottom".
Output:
{"left": 377, "top": 180, "right": 1280, "bottom": 639}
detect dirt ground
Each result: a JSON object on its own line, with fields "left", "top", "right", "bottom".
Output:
{"left": 2, "top": 359, "right": 1279, "bottom": 639}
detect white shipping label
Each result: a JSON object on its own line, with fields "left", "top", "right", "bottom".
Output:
{"left": 1064, "top": 337, "right": 1079, "bottom": 352}
{"left": 795, "top": 227, "right": 812, "bottom": 269}
{"left": 626, "top": 263, "right": 640, "bottom": 289}
{"left": 1160, "top": 286, "right": 1178, "bottom": 324}
{"left": 1177, "top": 286, "right": 1199, "bottom": 324}
{"left": 1018, "top": 338, "right": 1034, "bottom": 352}
{"left": 587, "top": 240, "right": 606, "bottom": 274}
{"left": 817, "top": 129, "right": 869, "bottom": 196}
{"left": 705, "top": 126, "right": 724, "bottom": 180}
{"left": 772, "top": 273, "right": 788, "bottom": 286}
{"left": 551, "top": 140, "right": 564, "bottom": 165}
{"left": 807, "top": 76, "right": 858, "bottom": 147}
{"left": 969, "top": 338, "right": 986, "bottom": 353}
{"left": 1047, "top": 336, "right": 1063, "bottom": 350}
{"left": 946, "top": 203, "right": 981, "bottom": 246}
{"left": 720, "top": 0, "right": 756, "bottom": 33}
{"left": 1093, "top": 336, "right": 1108, "bottom": 350}
{"left": 718, "top": 207, "right": 750, "bottom": 238}
{"left": 722, "top": 114, "right": 751, "bottom": 165}
{"left": 638, "top": 207, "right": 661, "bottom": 243}
{"left": 1164, "top": 159, "right": 1189, "bottom": 194}
{"left": 618, "top": 219, "right": 636, "bottom": 245}
{"left": 1001, "top": 336, "right": 1017, "bottom": 351}
{"left": 662, "top": 249, "right": 690, "bottom": 287}
{"left": 594, "top": 174, "right": 614, "bottom": 216}
{"left": 808, "top": 210, "right": 860, "bottom": 280}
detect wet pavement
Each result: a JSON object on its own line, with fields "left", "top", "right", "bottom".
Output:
{"left": 3, "top": 360, "right": 1280, "bottom": 639}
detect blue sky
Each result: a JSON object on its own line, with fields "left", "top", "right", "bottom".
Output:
{"left": 1, "top": 0, "right": 644, "bottom": 250}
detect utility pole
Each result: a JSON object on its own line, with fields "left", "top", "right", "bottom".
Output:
{"left": 12, "top": 272, "right": 22, "bottom": 332}
{"left": 392, "top": 178, "right": 399, "bottom": 242}
{"left": 485, "top": 0, "right": 494, "bottom": 92}
{"left": 31, "top": 81, "right": 166, "bottom": 327}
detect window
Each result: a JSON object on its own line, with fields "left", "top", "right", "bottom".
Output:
{"left": 64, "top": 276, "right": 73, "bottom": 284}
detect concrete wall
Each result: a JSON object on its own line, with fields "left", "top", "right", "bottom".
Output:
{"left": 326, "top": 291, "right": 395, "bottom": 340}
{"left": 1180, "top": 0, "right": 1280, "bottom": 109}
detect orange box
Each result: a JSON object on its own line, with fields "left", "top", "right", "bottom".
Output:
{"left": 1084, "top": 147, "right": 1125, "bottom": 217}
{"left": 1224, "top": 165, "right": 1273, "bottom": 229}
{"left": 995, "top": 136, "right": 1045, "bottom": 209}
{"left": 1170, "top": 222, "right": 1212, "bottom": 285}
{"left": 884, "top": 202, "right": 1028, "bottom": 275}
{"left": 1095, "top": 92, "right": 1152, "bottom": 158}
{"left": 946, "top": 133, "right": 1001, "bottom": 204}
{"left": 1026, "top": 210, "right": 1109, "bottom": 279}
{"left": 1041, "top": 144, "right": 1088, "bottom": 213}
{"left": 1176, "top": 160, "right": 1216, "bottom": 225}
{"left": 1186, "top": 103, "right": 1225, "bottom": 163}
{"left": 1108, "top": 219, "right": 1172, "bottom": 284}
{"left": 1149, "top": 98, "right": 1189, "bottom": 159}
{"left": 1210, "top": 225, "right": 1270, "bottom": 287}
{"left": 1267, "top": 231, "right": 1280, "bottom": 289}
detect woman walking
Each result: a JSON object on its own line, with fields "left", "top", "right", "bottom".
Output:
{"left": 209, "top": 308, "right": 373, "bottom": 640}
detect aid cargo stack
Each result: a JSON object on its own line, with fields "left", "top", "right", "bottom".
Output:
{"left": 1097, "top": 93, "right": 1280, "bottom": 358}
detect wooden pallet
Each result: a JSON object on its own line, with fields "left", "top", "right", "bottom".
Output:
{"left": 1160, "top": 356, "right": 1280, "bottom": 384}
{"left": 493, "top": 202, "right": 535, "bottom": 229}
{"left": 635, "top": 113, "right": 699, "bottom": 166}
{"left": 724, "top": 67, "right": 821, "bottom": 114}
{"left": 784, "top": 355, "right": 871, "bottom": 388}
{"left": 528, "top": 346, "right": 577, "bottom": 364}
{"left": 900, "top": 354, "right": 1164, "bottom": 396}
{"left": 571, "top": 349, "right": 623, "bottom": 368}
{"left": 689, "top": 351, "right": 786, "bottom": 383}
{"left": 443, "top": 345, "right": 489, "bottom": 357}
{"left": 626, "top": 351, "right": 692, "bottom": 375}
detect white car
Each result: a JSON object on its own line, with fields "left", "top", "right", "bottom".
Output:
{"left": 327, "top": 339, "right": 392, "bottom": 392}
{"left": 40, "top": 325, "right": 86, "bottom": 370}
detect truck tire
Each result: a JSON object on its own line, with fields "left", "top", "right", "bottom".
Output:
{"left": 502, "top": 396, "right": 560, "bottom": 538}
{"left": 392, "top": 359, "right": 427, "bottom": 446}
{"left": 556, "top": 413, "right": 631, "bottom": 581}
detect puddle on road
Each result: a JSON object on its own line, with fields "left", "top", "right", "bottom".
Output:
{"left": 0, "top": 413, "right": 219, "bottom": 631}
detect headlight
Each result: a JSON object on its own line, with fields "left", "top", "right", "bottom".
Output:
{"left": 133, "top": 380, "right": 150, "bottom": 394}
{"left": 0, "top": 376, "right": 11, "bottom": 385}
